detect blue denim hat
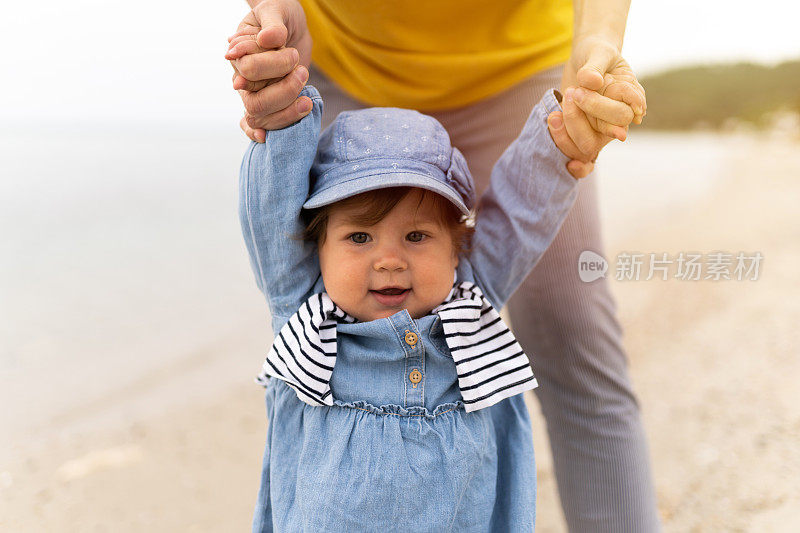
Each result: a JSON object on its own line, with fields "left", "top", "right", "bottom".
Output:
{"left": 303, "top": 88, "right": 475, "bottom": 216}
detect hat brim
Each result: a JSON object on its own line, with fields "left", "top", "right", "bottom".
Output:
{"left": 302, "top": 171, "right": 471, "bottom": 216}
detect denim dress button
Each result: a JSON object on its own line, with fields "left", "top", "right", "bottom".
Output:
{"left": 404, "top": 331, "right": 418, "bottom": 346}
{"left": 409, "top": 369, "right": 422, "bottom": 387}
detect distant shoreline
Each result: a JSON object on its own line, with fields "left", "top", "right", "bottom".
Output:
{"left": 639, "top": 59, "right": 800, "bottom": 134}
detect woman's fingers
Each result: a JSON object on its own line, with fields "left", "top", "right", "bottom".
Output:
{"left": 240, "top": 115, "right": 267, "bottom": 143}
{"left": 240, "top": 65, "right": 310, "bottom": 127}
{"left": 227, "top": 42, "right": 292, "bottom": 92}
{"left": 245, "top": 96, "right": 314, "bottom": 131}
{"left": 233, "top": 75, "right": 271, "bottom": 92}
{"left": 603, "top": 79, "right": 647, "bottom": 124}
{"left": 575, "top": 42, "right": 619, "bottom": 91}
{"left": 573, "top": 87, "right": 634, "bottom": 128}
{"left": 226, "top": 3, "right": 291, "bottom": 54}
{"left": 256, "top": 23, "right": 290, "bottom": 50}
{"left": 604, "top": 78, "right": 645, "bottom": 111}
{"left": 230, "top": 60, "right": 271, "bottom": 92}
{"left": 233, "top": 47, "right": 300, "bottom": 82}
{"left": 593, "top": 116, "right": 628, "bottom": 142}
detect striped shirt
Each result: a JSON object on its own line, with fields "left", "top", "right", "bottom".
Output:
{"left": 256, "top": 280, "right": 538, "bottom": 412}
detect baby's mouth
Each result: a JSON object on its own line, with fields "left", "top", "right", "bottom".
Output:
{"left": 373, "top": 287, "right": 408, "bottom": 295}
{"left": 369, "top": 287, "right": 410, "bottom": 306}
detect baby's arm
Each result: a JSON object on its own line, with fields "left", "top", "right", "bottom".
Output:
{"left": 465, "top": 90, "right": 579, "bottom": 309}
{"left": 239, "top": 85, "right": 323, "bottom": 333}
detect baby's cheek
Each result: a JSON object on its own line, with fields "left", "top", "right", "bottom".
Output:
{"left": 426, "top": 266, "right": 457, "bottom": 305}
{"left": 320, "top": 258, "right": 346, "bottom": 297}
{"left": 341, "top": 267, "right": 367, "bottom": 291}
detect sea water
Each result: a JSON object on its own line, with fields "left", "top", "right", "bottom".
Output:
{"left": 0, "top": 123, "right": 740, "bottom": 451}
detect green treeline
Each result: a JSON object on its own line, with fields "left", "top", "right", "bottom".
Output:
{"left": 638, "top": 60, "right": 800, "bottom": 130}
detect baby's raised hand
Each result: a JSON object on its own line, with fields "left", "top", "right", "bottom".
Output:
{"left": 547, "top": 105, "right": 595, "bottom": 179}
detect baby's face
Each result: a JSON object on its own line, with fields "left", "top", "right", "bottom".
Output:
{"left": 319, "top": 189, "right": 459, "bottom": 322}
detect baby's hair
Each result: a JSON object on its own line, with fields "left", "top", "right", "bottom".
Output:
{"left": 301, "top": 187, "right": 473, "bottom": 255}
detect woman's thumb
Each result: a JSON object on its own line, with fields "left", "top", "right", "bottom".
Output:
{"left": 254, "top": 2, "right": 290, "bottom": 49}
{"left": 576, "top": 46, "right": 616, "bottom": 91}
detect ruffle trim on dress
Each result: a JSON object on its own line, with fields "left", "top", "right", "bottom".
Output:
{"left": 330, "top": 398, "right": 465, "bottom": 419}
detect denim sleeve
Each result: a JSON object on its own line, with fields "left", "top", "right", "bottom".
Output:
{"left": 238, "top": 86, "right": 324, "bottom": 331}
{"left": 467, "top": 89, "right": 579, "bottom": 309}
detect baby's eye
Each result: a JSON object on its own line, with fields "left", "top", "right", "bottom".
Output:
{"left": 407, "top": 231, "right": 427, "bottom": 243}
{"left": 348, "top": 232, "right": 370, "bottom": 244}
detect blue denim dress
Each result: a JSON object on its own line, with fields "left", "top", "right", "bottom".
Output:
{"left": 239, "top": 86, "right": 577, "bottom": 532}
{"left": 254, "top": 311, "right": 538, "bottom": 531}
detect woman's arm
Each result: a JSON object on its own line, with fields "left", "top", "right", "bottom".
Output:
{"left": 566, "top": 0, "right": 631, "bottom": 89}
{"left": 239, "top": 85, "right": 323, "bottom": 332}
{"left": 563, "top": 0, "right": 647, "bottom": 142}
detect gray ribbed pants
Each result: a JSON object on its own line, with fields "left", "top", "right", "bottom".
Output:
{"left": 309, "top": 65, "right": 660, "bottom": 532}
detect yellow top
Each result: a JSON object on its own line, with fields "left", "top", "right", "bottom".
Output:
{"left": 301, "top": 0, "right": 573, "bottom": 110}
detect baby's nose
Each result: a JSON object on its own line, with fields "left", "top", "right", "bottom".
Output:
{"left": 373, "top": 245, "right": 408, "bottom": 272}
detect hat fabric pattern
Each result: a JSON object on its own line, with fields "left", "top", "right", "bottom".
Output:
{"left": 303, "top": 107, "right": 475, "bottom": 215}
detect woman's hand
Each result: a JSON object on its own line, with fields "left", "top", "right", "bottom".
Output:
{"left": 553, "top": 34, "right": 647, "bottom": 175}
{"left": 566, "top": 32, "right": 647, "bottom": 117}
{"left": 225, "top": 0, "right": 313, "bottom": 141}
{"left": 547, "top": 82, "right": 644, "bottom": 179}
{"left": 568, "top": 36, "right": 647, "bottom": 133}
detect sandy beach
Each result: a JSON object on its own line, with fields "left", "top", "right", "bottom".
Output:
{"left": 2, "top": 132, "right": 798, "bottom": 531}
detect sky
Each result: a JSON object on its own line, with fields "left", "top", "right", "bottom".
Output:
{"left": 0, "top": 1, "right": 798, "bottom": 122}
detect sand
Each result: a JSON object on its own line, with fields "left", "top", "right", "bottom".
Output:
{"left": 2, "top": 133, "right": 798, "bottom": 532}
